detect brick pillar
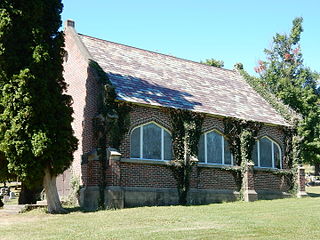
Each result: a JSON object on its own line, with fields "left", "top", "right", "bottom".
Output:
{"left": 107, "top": 148, "right": 122, "bottom": 186}
{"left": 296, "top": 166, "right": 308, "bottom": 198}
{"left": 79, "top": 149, "right": 101, "bottom": 209}
{"left": 243, "top": 162, "right": 258, "bottom": 202}
{"left": 105, "top": 148, "right": 124, "bottom": 208}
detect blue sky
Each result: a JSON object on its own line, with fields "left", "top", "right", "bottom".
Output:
{"left": 61, "top": 0, "right": 320, "bottom": 74}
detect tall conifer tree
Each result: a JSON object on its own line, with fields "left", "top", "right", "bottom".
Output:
{"left": 0, "top": 0, "right": 78, "bottom": 213}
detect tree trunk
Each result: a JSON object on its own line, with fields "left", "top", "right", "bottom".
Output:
{"left": 315, "top": 163, "right": 320, "bottom": 176}
{"left": 177, "top": 141, "right": 190, "bottom": 205}
{"left": 43, "top": 168, "right": 67, "bottom": 214}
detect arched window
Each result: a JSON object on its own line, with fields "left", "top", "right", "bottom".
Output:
{"left": 252, "top": 136, "right": 282, "bottom": 169}
{"left": 198, "top": 130, "right": 233, "bottom": 165}
{"left": 130, "top": 122, "right": 172, "bottom": 161}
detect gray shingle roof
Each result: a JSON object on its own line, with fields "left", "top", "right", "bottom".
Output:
{"left": 79, "top": 34, "right": 289, "bottom": 126}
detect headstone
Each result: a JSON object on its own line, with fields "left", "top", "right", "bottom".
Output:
{"left": 9, "top": 191, "right": 16, "bottom": 199}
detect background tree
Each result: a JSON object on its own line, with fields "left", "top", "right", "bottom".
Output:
{"left": 255, "top": 17, "right": 320, "bottom": 173}
{"left": 0, "top": 1, "right": 78, "bottom": 213}
{"left": 201, "top": 58, "right": 224, "bottom": 68}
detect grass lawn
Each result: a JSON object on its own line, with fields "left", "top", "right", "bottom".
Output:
{"left": 1, "top": 188, "right": 320, "bottom": 240}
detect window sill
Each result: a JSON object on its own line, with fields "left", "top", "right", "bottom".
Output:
{"left": 253, "top": 167, "right": 287, "bottom": 172}
{"left": 121, "top": 158, "right": 170, "bottom": 166}
{"left": 198, "top": 163, "right": 240, "bottom": 169}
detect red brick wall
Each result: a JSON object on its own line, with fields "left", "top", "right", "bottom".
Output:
{"left": 197, "top": 168, "right": 238, "bottom": 190}
{"left": 80, "top": 104, "right": 289, "bottom": 194}
{"left": 64, "top": 28, "right": 100, "bottom": 183}
{"left": 85, "top": 161, "right": 101, "bottom": 186}
{"left": 120, "top": 162, "right": 176, "bottom": 188}
{"left": 254, "top": 171, "right": 290, "bottom": 192}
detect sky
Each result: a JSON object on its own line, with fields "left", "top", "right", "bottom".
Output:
{"left": 61, "top": 0, "right": 320, "bottom": 74}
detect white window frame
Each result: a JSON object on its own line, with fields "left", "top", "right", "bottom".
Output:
{"left": 200, "top": 130, "right": 233, "bottom": 166}
{"left": 130, "top": 121, "right": 172, "bottom": 161}
{"left": 254, "top": 136, "right": 282, "bottom": 169}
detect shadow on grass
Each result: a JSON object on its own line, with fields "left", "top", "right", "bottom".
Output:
{"left": 62, "top": 206, "right": 120, "bottom": 214}
{"left": 307, "top": 192, "right": 320, "bottom": 198}
{"left": 62, "top": 206, "right": 97, "bottom": 214}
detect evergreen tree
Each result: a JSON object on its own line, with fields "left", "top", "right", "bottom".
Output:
{"left": 255, "top": 17, "right": 320, "bottom": 172}
{"left": 0, "top": 1, "right": 78, "bottom": 213}
{"left": 201, "top": 58, "right": 224, "bottom": 68}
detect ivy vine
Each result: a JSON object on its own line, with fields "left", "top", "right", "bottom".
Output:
{"left": 163, "top": 108, "right": 204, "bottom": 205}
{"left": 223, "top": 118, "right": 262, "bottom": 199}
{"left": 90, "top": 60, "right": 131, "bottom": 209}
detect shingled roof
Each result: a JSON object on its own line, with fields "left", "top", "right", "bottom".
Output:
{"left": 78, "top": 33, "right": 289, "bottom": 126}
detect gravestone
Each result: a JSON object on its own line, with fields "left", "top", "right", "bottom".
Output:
{"left": 9, "top": 191, "right": 16, "bottom": 199}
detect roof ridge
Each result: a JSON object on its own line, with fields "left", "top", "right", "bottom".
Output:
{"left": 78, "top": 33, "right": 236, "bottom": 74}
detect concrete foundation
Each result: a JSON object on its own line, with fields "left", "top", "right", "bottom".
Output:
{"left": 256, "top": 190, "right": 291, "bottom": 200}
{"left": 80, "top": 186, "right": 241, "bottom": 210}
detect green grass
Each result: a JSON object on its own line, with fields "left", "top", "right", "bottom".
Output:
{"left": 1, "top": 188, "right": 320, "bottom": 240}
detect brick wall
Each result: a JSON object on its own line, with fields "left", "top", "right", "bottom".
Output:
{"left": 120, "top": 162, "right": 176, "bottom": 188}
{"left": 78, "top": 102, "right": 290, "bottom": 195}
{"left": 254, "top": 171, "right": 290, "bottom": 192}
{"left": 63, "top": 27, "right": 100, "bottom": 183}
{"left": 197, "top": 168, "right": 238, "bottom": 190}
{"left": 105, "top": 105, "right": 288, "bottom": 193}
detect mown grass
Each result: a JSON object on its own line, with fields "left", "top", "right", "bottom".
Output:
{"left": 0, "top": 187, "right": 320, "bottom": 240}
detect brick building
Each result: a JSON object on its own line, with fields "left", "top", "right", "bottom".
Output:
{"left": 61, "top": 20, "right": 306, "bottom": 209}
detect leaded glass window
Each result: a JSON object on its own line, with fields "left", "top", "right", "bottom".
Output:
{"left": 198, "top": 130, "right": 233, "bottom": 165}
{"left": 130, "top": 122, "right": 172, "bottom": 160}
{"left": 251, "top": 137, "right": 282, "bottom": 169}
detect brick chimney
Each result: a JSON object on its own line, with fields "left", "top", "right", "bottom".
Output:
{"left": 65, "top": 19, "right": 75, "bottom": 28}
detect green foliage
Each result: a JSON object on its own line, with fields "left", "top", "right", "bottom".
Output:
{"left": 201, "top": 58, "right": 224, "bottom": 68}
{"left": 240, "top": 130, "right": 255, "bottom": 165}
{"left": 234, "top": 63, "right": 244, "bottom": 70}
{"left": 165, "top": 108, "right": 204, "bottom": 205}
{"left": 256, "top": 17, "right": 320, "bottom": 165}
{"left": 0, "top": 1, "right": 78, "bottom": 185}
{"left": 223, "top": 119, "right": 261, "bottom": 197}
{"left": 223, "top": 118, "right": 261, "bottom": 166}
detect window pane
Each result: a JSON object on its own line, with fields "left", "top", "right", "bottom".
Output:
{"left": 143, "top": 123, "right": 161, "bottom": 159}
{"left": 252, "top": 141, "right": 258, "bottom": 166}
{"left": 198, "top": 134, "right": 205, "bottom": 162}
{"left": 207, "top": 132, "right": 222, "bottom": 164}
{"left": 164, "top": 130, "right": 172, "bottom": 160}
{"left": 274, "top": 143, "right": 281, "bottom": 169}
{"left": 260, "top": 138, "right": 272, "bottom": 168}
{"left": 130, "top": 127, "right": 140, "bottom": 158}
{"left": 224, "top": 138, "right": 232, "bottom": 165}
